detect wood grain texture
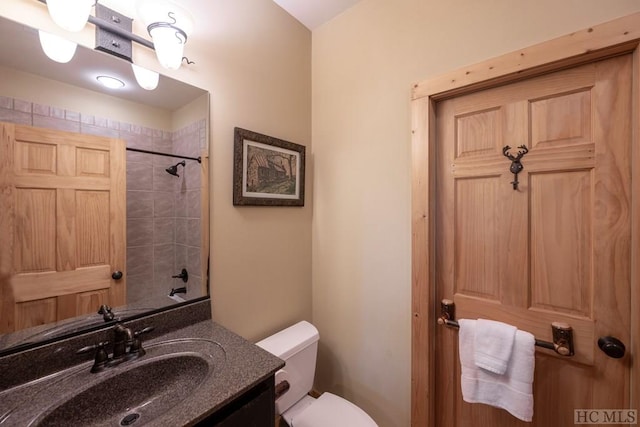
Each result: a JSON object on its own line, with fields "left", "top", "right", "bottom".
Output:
{"left": 631, "top": 47, "right": 640, "bottom": 415}
{"left": 77, "top": 289, "right": 109, "bottom": 316}
{"left": 0, "top": 123, "right": 16, "bottom": 333}
{"left": 108, "top": 137, "right": 126, "bottom": 306}
{"left": 530, "top": 171, "right": 592, "bottom": 317}
{"left": 11, "top": 266, "right": 111, "bottom": 302}
{"left": 14, "top": 188, "right": 56, "bottom": 273}
{"left": 15, "top": 298, "right": 56, "bottom": 331}
{"left": 411, "top": 96, "right": 435, "bottom": 426}
{"left": 1, "top": 124, "right": 126, "bottom": 331}
{"left": 76, "top": 191, "right": 110, "bottom": 267}
{"left": 56, "top": 189, "right": 76, "bottom": 272}
{"left": 412, "top": 14, "right": 640, "bottom": 426}
{"left": 434, "top": 55, "right": 631, "bottom": 425}
{"left": 590, "top": 54, "right": 632, "bottom": 409}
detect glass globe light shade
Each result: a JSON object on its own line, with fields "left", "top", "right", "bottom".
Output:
{"left": 137, "top": 0, "right": 194, "bottom": 70}
{"left": 148, "top": 26, "right": 186, "bottom": 70}
{"left": 131, "top": 64, "right": 159, "bottom": 90}
{"left": 46, "top": 0, "right": 94, "bottom": 32}
{"left": 38, "top": 30, "right": 77, "bottom": 64}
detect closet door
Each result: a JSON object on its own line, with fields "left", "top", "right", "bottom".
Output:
{"left": 0, "top": 123, "right": 126, "bottom": 332}
{"left": 434, "top": 54, "right": 632, "bottom": 426}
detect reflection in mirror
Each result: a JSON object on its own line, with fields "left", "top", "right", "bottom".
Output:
{"left": 0, "top": 16, "right": 210, "bottom": 354}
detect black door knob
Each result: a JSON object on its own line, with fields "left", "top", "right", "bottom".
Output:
{"left": 112, "top": 270, "right": 123, "bottom": 280}
{"left": 598, "top": 336, "right": 625, "bottom": 358}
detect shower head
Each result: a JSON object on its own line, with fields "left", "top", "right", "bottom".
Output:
{"left": 165, "top": 160, "right": 186, "bottom": 177}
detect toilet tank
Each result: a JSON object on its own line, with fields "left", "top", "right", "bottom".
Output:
{"left": 256, "top": 321, "right": 319, "bottom": 414}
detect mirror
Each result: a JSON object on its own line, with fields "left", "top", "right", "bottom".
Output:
{"left": 0, "top": 15, "right": 210, "bottom": 354}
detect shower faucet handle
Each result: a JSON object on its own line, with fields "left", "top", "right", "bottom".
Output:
{"left": 172, "top": 268, "right": 189, "bottom": 283}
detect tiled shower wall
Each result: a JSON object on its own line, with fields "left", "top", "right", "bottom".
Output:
{"left": 126, "top": 120, "right": 206, "bottom": 304}
{"left": 0, "top": 96, "right": 207, "bottom": 306}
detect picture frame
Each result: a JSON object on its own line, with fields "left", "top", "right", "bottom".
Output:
{"left": 233, "top": 127, "right": 306, "bottom": 206}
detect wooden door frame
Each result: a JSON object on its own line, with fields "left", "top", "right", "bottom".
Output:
{"left": 411, "top": 12, "right": 640, "bottom": 426}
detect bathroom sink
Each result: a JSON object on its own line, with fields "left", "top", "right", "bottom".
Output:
{"left": 36, "top": 354, "right": 208, "bottom": 426}
{"left": 0, "top": 338, "right": 226, "bottom": 427}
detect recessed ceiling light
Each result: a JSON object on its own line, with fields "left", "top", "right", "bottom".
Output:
{"left": 96, "top": 75, "right": 125, "bottom": 89}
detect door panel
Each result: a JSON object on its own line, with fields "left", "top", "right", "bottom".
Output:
{"left": 530, "top": 170, "right": 592, "bottom": 317}
{"left": 434, "top": 55, "right": 631, "bottom": 425}
{"left": 0, "top": 123, "right": 126, "bottom": 333}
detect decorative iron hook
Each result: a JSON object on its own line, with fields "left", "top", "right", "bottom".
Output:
{"left": 502, "top": 144, "right": 529, "bottom": 190}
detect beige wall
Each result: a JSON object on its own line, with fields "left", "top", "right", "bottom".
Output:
{"left": 0, "top": 0, "right": 312, "bottom": 341}
{"left": 8, "top": 0, "right": 640, "bottom": 425}
{"left": 311, "top": 1, "right": 640, "bottom": 426}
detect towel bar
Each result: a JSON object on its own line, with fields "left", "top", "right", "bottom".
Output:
{"left": 437, "top": 299, "right": 574, "bottom": 357}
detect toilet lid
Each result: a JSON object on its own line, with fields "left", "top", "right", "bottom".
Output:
{"left": 290, "top": 393, "right": 378, "bottom": 427}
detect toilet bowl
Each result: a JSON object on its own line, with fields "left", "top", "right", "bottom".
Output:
{"left": 256, "top": 321, "right": 378, "bottom": 427}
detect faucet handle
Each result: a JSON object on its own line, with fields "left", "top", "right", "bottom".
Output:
{"left": 129, "top": 326, "right": 155, "bottom": 358}
{"left": 77, "top": 341, "right": 110, "bottom": 373}
{"left": 98, "top": 304, "right": 115, "bottom": 321}
{"left": 134, "top": 326, "right": 155, "bottom": 337}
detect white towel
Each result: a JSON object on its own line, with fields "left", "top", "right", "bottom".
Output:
{"left": 459, "top": 319, "right": 535, "bottom": 422}
{"left": 475, "top": 318, "right": 517, "bottom": 375}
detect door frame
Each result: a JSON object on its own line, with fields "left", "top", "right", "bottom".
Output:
{"left": 411, "top": 12, "right": 640, "bottom": 426}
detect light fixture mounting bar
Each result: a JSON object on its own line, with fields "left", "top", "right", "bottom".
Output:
{"left": 95, "top": 3, "right": 133, "bottom": 61}
{"left": 37, "top": 0, "right": 154, "bottom": 51}
{"left": 89, "top": 14, "right": 154, "bottom": 50}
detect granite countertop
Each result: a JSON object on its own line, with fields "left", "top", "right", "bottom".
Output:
{"left": 0, "top": 303, "right": 284, "bottom": 426}
{"left": 159, "top": 320, "right": 286, "bottom": 425}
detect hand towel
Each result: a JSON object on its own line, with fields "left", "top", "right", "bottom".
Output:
{"left": 475, "top": 318, "right": 517, "bottom": 375}
{"left": 458, "top": 319, "right": 536, "bottom": 422}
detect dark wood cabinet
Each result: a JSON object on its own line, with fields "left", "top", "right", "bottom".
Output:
{"left": 195, "top": 376, "right": 276, "bottom": 427}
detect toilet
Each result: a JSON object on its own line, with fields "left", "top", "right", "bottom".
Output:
{"left": 256, "top": 321, "right": 378, "bottom": 427}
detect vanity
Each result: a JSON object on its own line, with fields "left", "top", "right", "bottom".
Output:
{"left": 0, "top": 299, "right": 284, "bottom": 426}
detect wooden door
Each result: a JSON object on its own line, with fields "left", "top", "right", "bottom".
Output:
{"left": 0, "top": 123, "right": 126, "bottom": 333}
{"left": 433, "top": 54, "right": 632, "bottom": 426}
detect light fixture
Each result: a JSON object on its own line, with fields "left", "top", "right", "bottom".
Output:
{"left": 131, "top": 64, "right": 159, "bottom": 90}
{"left": 45, "top": 0, "right": 94, "bottom": 32}
{"left": 137, "top": 0, "right": 194, "bottom": 70}
{"left": 38, "top": 30, "right": 77, "bottom": 63}
{"left": 96, "top": 75, "right": 125, "bottom": 89}
{"left": 38, "top": 0, "right": 195, "bottom": 89}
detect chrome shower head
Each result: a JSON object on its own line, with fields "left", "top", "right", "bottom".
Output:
{"left": 165, "top": 160, "right": 186, "bottom": 177}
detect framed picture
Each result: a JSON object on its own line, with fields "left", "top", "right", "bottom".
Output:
{"left": 233, "top": 127, "right": 306, "bottom": 206}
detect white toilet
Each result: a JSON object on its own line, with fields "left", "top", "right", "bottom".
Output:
{"left": 256, "top": 321, "right": 378, "bottom": 427}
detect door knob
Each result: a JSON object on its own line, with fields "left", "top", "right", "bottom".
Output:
{"left": 598, "top": 336, "right": 625, "bottom": 358}
{"left": 112, "top": 270, "right": 123, "bottom": 280}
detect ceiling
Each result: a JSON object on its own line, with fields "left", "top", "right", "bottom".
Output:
{"left": 271, "top": 0, "right": 362, "bottom": 30}
{"left": 100, "top": 0, "right": 363, "bottom": 31}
